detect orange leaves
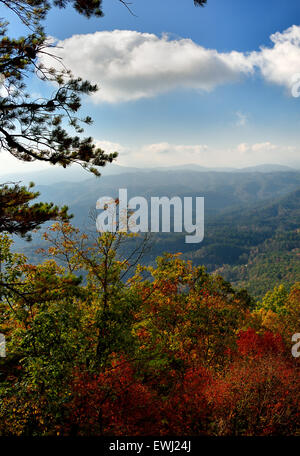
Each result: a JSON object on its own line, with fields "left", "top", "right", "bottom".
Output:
{"left": 136, "top": 327, "right": 150, "bottom": 341}
{"left": 206, "top": 352, "right": 300, "bottom": 435}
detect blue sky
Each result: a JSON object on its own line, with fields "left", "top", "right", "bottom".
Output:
{"left": 2, "top": 0, "right": 300, "bottom": 172}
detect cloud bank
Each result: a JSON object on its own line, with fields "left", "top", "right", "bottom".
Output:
{"left": 43, "top": 30, "right": 253, "bottom": 103}
{"left": 41, "top": 26, "right": 300, "bottom": 103}
{"left": 98, "top": 140, "right": 298, "bottom": 168}
{"left": 1, "top": 139, "right": 298, "bottom": 175}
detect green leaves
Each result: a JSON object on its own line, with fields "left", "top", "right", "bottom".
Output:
{"left": 259, "top": 284, "right": 289, "bottom": 314}
{"left": 0, "top": 182, "right": 71, "bottom": 239}
{"left": 0, "top": 2, "right": 118, "bottom": 177}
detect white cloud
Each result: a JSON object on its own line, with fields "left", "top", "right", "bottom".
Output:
{"left": 252, "top": 26, "right": 300, "bottom": 92}
{"left": 251, "top": 142, "right": 278, "bottom": 152}
{"left": 40, "top": 26, "right": 300, "bottom": 103}
{"left": 95, "top": 139, "right": 127, "bottom": 155}
{"left": 114, "top": 140, "right": 299, "bottom": 168}
{"left": 237, "top": 143, "right": 250, "bottom": 154}
{"left": 129, "top": 142, "right": 209, "bottom": 166}
{"left": 140, "top": 142, "right": 208, "bottom": 156}
{"left": 42, "top": 30, "right": 253, "bottom": 103}
{"left": 237, "top": 142, "right": 278, "bottom": 154}
{"left": 234, "top": 142, "right": 297, "bottom": 166}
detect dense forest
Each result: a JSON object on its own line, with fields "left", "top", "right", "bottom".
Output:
{"left": 0, "top": 224, "right": 299, "bottom": 435}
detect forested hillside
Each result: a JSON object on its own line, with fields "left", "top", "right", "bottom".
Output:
{"left": 201, "top": 188, "right": 300, "bottom": 297}
{"left": 14, "top": 170, "right": 300, "bottom": 298}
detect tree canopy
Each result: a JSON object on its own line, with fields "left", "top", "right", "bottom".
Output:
{"left": 0, "top": 223, "right": 299, "bottom": 436}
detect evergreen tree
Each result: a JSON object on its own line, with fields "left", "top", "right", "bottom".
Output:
{"left": 0, "top": 182, "right": 70, "bottom": 239}
{"left": 0, "top": 0, "right": 117, "bottom": 237}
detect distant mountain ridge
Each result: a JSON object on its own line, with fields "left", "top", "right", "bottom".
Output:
{"left": 0, "top": 163, "right": 297, "bottom": 185}
{"left": 8, "top": 167, "right": 300, "bottom": 298}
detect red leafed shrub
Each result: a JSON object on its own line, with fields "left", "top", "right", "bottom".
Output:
{"left": 160, "top": 366, "right": 212, "bottom": 435}
{"left": 65, "top": 358, "right": 162, "bottom": 436}
{"left": 206, "top": 353, "right": 300, "bottom": 435}
{"left": 237, "top": 328, "right": 286, "bottom": 358}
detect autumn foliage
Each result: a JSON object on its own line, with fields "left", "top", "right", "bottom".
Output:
{"left": 0, "top": 224, "right": 299, "bottom": 436}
